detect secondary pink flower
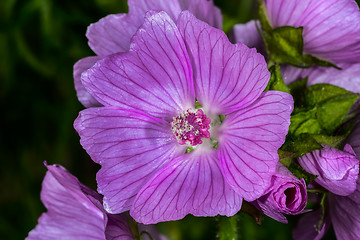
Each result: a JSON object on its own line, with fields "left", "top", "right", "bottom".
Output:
{"left": 253, "top": 163, "right": 307, "bottom": 223}
{"left": 74, "top": 11, "right": 293, "bottom": 224}
{"left": 26, "top": 164, "right": 162, "bottom": 240}
{"left": 74, "top": 0, "right": 222, "bottom": 107}
{"left": 299, "top": 144, "right": 359, "bottom": 196}
{"left": 294, "top": 122, "right": 360, "bottom": 240}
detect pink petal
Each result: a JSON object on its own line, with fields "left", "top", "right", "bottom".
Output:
{"left": 27, "top": 164, "right": 133, "bottom": 240}
{"left": 131, "top": 147, "right": 242, "bottom": 224}
{"left": 86, "top": 13, "right": 139, "bottom": 56}
{"left": 82, "top": 11, "right": 195, "bottom": 119}
{"left": 73, "top": 56, "right": 102, "bottom": 107}
{"left": 178, "top": 0, "right": 222, "bottom": 29}
{"left": 86, "top": 0, "right": 221, "bottom": 57}
{"left": 230, "top": 20, "right": 265, "bottom": 55}
{"left": 264, "top": 0, "right": 360, "bottom": 63}
{"left": 329, "top": 181, "right": 360, "bottom": 240}
{"left": 298, "top": 145, "right": 359, "bottom": 196}
{"left": 129, "top": 0, "right": 182, "bottom": 23}
{"left": 307, "top": 63, "right": 360, "bottom": 94}
{"left": 177, "top": 11, "right": 270, "bottom": 116}
{"left": 292, "top": 209, "right": 330, "bottom": 240}
{"left": 218, "top": 91, "right": 293, "bottom": 201}
{"left": 255, "top": 163, "right": 307, "bottom": 223}
{"left": 74, "top": 107, "right": 184, "bottom": 213}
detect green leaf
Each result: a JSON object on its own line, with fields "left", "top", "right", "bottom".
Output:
{"left": 289, "top": 107, "right": 322, "bottom": 137}
{"left": 265, "top": 64, "right": 290, "bottom": 93}
{"left": 282, "top": 134, "right": 323, "bottom": 157}
{"left": 312, "top": 134, "right": 347, "bottom": 148}
{"left": 240, "top": 201, "right": 264, "bottom": 226}
{"left": 217, "top": 215, "right": 239, "bottom": 240}
{"left": 317, "top": 94, "right": 359, "bottom": 134}
{"left": 304, "top": 84, "right": 355, "bottom": 107}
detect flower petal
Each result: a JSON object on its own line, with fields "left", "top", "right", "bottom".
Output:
{"left": 255, "top": 163, "right": 307, "bottom": 223}
{"left": 131, "top": 147, "right": 242, "bottom": 224}
{"left": 177, "top": 11, "right": 270, "bottom": 116}
{"left": 298, "top": 145, "right": 359, "bottom": 196}
{"left": 129, "top": 0, "right": 182, "bottom": 23}
{"left": 82, "top": 11, "right": 194, "bottom": 119}
{"left": 264, "top": 0, "right": 360, "bottom": 63}
{"left": 27, "top": 164, "right": 107, "bottom": 240}
{"left": 218, "top": 91, "right": 293, "bottom": 201}
{"left": 307, "top": 63, "right": 360, "bottom": 94}
{"left": 178, "top": 0, "right": 222, "bottom": 29}
{"left": 86, "top": 0, "right": 221, "bottom": 56}
{"left": 329, "top": 181, "right": 360, "bottom": 240}
{"left": 86, "top": 13, "right": 139, "bottom": 56}
{"left": 74, "top": 107, "right": 184, "bottom": 213}
{"left": 73, "top": 56, "right": 102, "bottom": 107}
{"left": 230, "top": 20, "right": 265, "bottom": 56}
{"left": 292, "top": 209, "right": 330, "bottom": 240}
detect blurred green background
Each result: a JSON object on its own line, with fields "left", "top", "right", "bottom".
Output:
{"left": 1, "top": 0, "right": 358, "bottom": 239}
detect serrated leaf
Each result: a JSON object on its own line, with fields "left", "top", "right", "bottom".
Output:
{"left": 305, "top": 84, "right": 355, "bottom": 107}
{"left": 317, "top": 94, "right": 359, "bottom": 134}
{"left": 265, "top": 64, "right": 290, "bottom": 93}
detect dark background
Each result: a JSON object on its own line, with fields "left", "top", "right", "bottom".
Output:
{"left": 1, "top": 0, "right": 358, "bottom": 239}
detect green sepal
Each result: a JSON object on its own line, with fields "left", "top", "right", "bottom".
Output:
{"left": 257, "top": 0, "right": 272, "bottom": 33}
{"left": 317, "top": 94, "right": 359, "bottom": 134}
{"left": 265, "top": 64, "right": 290, "bottom": 93}
{"left": 304, "top": 84, "right": 356, "bottom": 107}
{"left": 217, "top": 215, "right": 239, "bottom": 240}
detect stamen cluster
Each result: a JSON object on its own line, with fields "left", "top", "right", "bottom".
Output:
{"left": 171, "top": 108, "right": 211, "bottom": 146}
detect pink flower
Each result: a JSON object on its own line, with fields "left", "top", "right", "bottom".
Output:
{"left": 254, "top": 163, "right": 307, "bottom": 223}
{"left": 27, "top": 164, "right": 163, "bottom": 240}
{"left": 74, "top": 11, "right": 293, "bottom": 224}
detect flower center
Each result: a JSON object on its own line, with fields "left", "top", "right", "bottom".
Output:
{"left": 171, "top": 108, "right": 211, "bottom": 146}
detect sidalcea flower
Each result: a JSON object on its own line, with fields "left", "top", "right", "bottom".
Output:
{"left": 74, "top": 11, "right": 293, "bottom": 224}
{"left": 299, "top": 144, "right": 359, "bottom": 196}
{"left": 74, "top": 0, "right": 222, "bottom": 108}
{"left": 293, "top": 122, "right": 360, "bottom": 240}
{"left": 26, "top": 164, "right": 163, "bottom": 240}
{"left": 253, "top": 162, "right": 307, "bottom": 223}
